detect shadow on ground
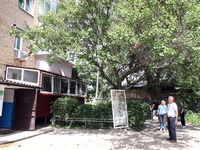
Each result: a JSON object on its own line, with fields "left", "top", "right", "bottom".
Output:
{"left": 49, "top": 119, "right": 200, "bottom": 150}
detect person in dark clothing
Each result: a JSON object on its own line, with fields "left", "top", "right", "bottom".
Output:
{"left": 179, "top": 101, "right": 186, "bottom": 128}
{"left": 151, "top": 99, "right": 159, "bottom": 117}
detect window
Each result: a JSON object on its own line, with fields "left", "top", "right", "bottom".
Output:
{"left": 14, "top": 36, "right": 22, "bottom": 51}
{"left": 41, "top": 73, "right": 52, "bottom": 92}
{"left": 82, "top": 84, "right": 87, "bottom": 96}
{"left": 61, "top": 78, "right": 68, "bottom": 94}
{"left": 70, "top": 80, "right": 76, "bottom": 95}
{"left": 77, "top": 82, "right": 81, "bottom": 95}
{"left": 19, "top": 0, "right": 33, "bottom": 14}
{"left": 53, "top": 75, "right": 61, "bottom": 94}
{"left": 6, "top": 67, "right": 39, "bottom": 85}
{"left": 39, "top": 0, "right": 58, "bottom": 15}
{"left": 23, "top": 70, "right": 38, "bottom": 84}
{"left": 7, "top": 68, "right": 22, "bottom": 81}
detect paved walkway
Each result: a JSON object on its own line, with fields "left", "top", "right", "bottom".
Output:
{"left": 0, "top": 120, "right": 200, "bottom": 149}
{"left": 0, "top": 126, "right": 53, "bottom": 145}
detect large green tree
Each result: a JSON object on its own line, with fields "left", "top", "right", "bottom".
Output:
{"left": 7, "top": 0, "right": 200, "bottom": 97}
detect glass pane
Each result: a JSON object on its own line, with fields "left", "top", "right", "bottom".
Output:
{"left": 45, "top": 1, "right": 51, "bottom": 14}
{"left": 23, "top": 70, "right": 38, "bottom": 84}
{"left": 61, "top": 78, "right": 68, "bottom": 94}
{"left": 70, "top": 80, "right": 76, "bottom": 95}
{"left": 41, "top": 74, "right": 52, "bottom": 92}
{"left": 39, "top": 2, "right": 45, "bottom": 14}
{"left": 15, "top": 36, "right": 21, "bottom": 50}
{"left": 51, "top": 1, "right": 56, "bottom": 13}
{"left": 82, "top": 84, "right": 87, "bottom": 96}
{"left": 77, "top": 82, "right": 81, "bottom": 95}
{"left": 18, "top": 0, "right": 23, "bottom": 8}
{"left": 7, "top": 68, "right": 22, "bottom": 81}
{"left": 53, "top": 76, "right": 61, "bottom": 94}
{"left": 25, "top": 0, "right": 30, "bottom": 12}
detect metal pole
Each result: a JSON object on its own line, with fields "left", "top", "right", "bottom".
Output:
{"left": 95, "top": 69, "right": 99, "bottom": 99}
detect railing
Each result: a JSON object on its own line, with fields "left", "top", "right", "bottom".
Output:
{"left": 52, "top": 117, "right": 113, "bottom": 129}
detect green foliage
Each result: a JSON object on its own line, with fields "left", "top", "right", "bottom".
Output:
{"left": 6, "top": 0, "right": 200, "bottom": 90}
{"left": 50, "top": 96, "right": 79, "bottom": 118}
{"left": 185, "top": 110, "right": 200, "bottom": 127}
{"left": 127, "top": 101, "right": 149, "bottom": 131}
{"left": 72, "top": 102, "right": 113, "bottom": 129}
{"left": 51, "top": 99, "right": 148, "bottom": 130}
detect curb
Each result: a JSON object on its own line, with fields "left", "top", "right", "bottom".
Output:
{"left": 0, "top": 128, "right": 54, "bottom": 145}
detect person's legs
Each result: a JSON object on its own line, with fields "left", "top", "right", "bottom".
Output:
{"left": 181, "top": 112, "right": 185, "bottom": 126}
{"left": 168, "top": 117, "right": 172, "bottom": 139}
{"left": 159, "top": 115, "right": 164, "bottom": 129}
{"left": 169, "top": 117, "right": 177, "bottom": 141}
{"left": 153, "top": 110, "right": 157, "bottom": 117}
{"left": 159, "top": 115, "right": 162, "bottom": 129}
{"left": 163, "top": 114, "right": 166, "bottom": 130}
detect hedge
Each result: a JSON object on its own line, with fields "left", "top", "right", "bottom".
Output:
{"left": 51, "top": 97, "right": 149, "bottom": 130}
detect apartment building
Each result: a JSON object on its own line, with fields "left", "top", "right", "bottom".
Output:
{"left": 0, "top": 0, "right": 87, "bottom": 130}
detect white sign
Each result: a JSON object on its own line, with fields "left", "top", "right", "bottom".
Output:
{"left": 111, "top": 90, "right": 128, "bottom": 128}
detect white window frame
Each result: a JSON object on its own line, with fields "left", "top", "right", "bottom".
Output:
{"left": 53, "top": 75, "right": 61, "bottom": 95}
{"left": 18, "top": 0, "right": 33, "bottom": 15}
{"left": 69, "top": 79, "right": 77, "bottom": 96}
{"left": 6, "top": 67, "right": 40, "bottom": 86}
{"left": 82, "top": 83, "right": 87, "bottom": 96}
{"left": 61, "top": 77, "right": 69, "bottom": 95}
{"left": 40, "top": 72, "right": 53, "bottom": 94}
{"left": 77, "top": 82, "right": 82, "bottom": 96}
{"left": 14, "top": 36, "right": 22, "bottom": 51}
{"left": 38, "top": 0, "right": 58, "bottom": 15}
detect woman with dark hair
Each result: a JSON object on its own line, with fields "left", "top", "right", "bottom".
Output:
{"left": 179, "top": 101, "right": 186, "bottom": 128}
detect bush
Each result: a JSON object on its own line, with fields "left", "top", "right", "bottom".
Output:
{"left": 72, "top": 101, "right": 113, "bottom": 128}
{"left": 185, "top": 110, "right": 200, "bottom": 127}
{"left": 50, "top": 96, "right": 79, "bottom": 119}
{"left": 127, "top": 101, "right": 149, "bottom": 131}
{"left": 51, "top": 98, "right": 149, "bottom": 130}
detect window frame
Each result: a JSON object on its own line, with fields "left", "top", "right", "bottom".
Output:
{"left": 14, "top": 36, "right": 22, "bottom": 51}
{"left": 69, "top": 79, "right": 77, "bottom": 96}
{"left": 38, "top": 0, "right": 58, "bottom": 15}
{"left": 40, "top": 72, "right": 53, "bottom": 94}
{"left": 61, "top": 77, "right": 69, "bottom": 95}
{"left": 18, "top": 0, "right": 33, "bottom": 15}
{"left": 82, "top": 83, "right": 87, "bottom": 96}
{"left": 53, "top": 75, "right": 61, "bottom": 95}
{"left": 6, "top": 67, "right": 40, "bottom": 86}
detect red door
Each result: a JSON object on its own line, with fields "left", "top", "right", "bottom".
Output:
{"left": 12, "top": 89, "right": 37, "bottom": 130}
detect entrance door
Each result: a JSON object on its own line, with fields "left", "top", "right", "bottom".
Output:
{"left": 12, "top": 89, "right": 37, "bottom": 130}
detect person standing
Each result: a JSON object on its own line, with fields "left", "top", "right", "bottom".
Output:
{"left": 157, "top": 100, "right": 168, "bottom": 131}
{"left": 164, "top": 96, "right": 178, "bottom": 143}
{"left": 179, "top": 101, "right": 186, "bottom": 128}
{"left": 151, "top": 98, "right": 159, "bottom": 117}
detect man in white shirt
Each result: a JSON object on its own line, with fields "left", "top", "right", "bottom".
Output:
{"left": 164, "top": 96, "right": 178, "bottom": 143}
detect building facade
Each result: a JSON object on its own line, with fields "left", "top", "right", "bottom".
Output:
{"left": 0, "top": 0, "right": 86, "bottom": 130}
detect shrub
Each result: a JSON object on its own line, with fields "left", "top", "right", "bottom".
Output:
{"left": 72, "top": 101, "right": 113, "bottom": 128}
{"left": 51, "top": 99, "right": 149, "bottom": 130}
{"left": 127, "top": 101, "right": 149, "bottom": 131}
{"left": 50, "top": 96, "right": 79, "bottom": 119}
{"left": 185, "top": 110, "right": 200, "bottom": 127}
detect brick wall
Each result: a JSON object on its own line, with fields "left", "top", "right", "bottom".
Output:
{"left": 0, "top": 0, "right": 39, "bottom": 78}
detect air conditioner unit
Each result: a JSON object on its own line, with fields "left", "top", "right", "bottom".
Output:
{"left": 14, "top": 50, "right": 28, "bottom": 61}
